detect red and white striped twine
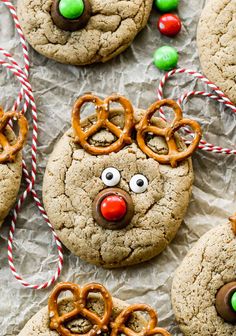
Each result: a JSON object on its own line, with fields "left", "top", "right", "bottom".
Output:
{"left": 157, "top": 68, "right": 236, "bottom": 155}
{"left": 1, "top": 1, "right": 235, "bottom": 290}
{"left": 1, "top": 0, "right": 63, "bottom": 289}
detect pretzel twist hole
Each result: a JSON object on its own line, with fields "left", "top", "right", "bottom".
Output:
{"left": 0, "top": 109, "right": 28, "bottom": 163}
{"left": 111, "top": 304, "right": 171, "bottom": 336}
{"left": 72, "top": 94, "right": 134, "bottom": 155}
{"left": 48, "top": 282, "right": 113, "bottom": 336}
{"left": 136, "top": 99, "right": 202, "bottom": 167}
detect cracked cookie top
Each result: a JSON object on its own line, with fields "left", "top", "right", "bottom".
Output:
{"left": 0, "top": 126, "right": 22, "bottom": 228}
{"left": 43, "top": 108, "right": 193, "bottom": 268}
{"left": 172, "top": 223, "right": 236, "bottom": 336}
{"left": 197, "top": 0, "right": 236, "bottom": 104}
{"left": 17, "top": 0, "right": 153, "bottom": 65}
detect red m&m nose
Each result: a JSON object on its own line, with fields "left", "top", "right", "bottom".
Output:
{"left": 100, "top": 195, "right": 127, "bottom": 221}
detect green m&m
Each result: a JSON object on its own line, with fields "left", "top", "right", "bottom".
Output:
{"left": 153, "top": 46, "right": 178, "bottom": 71}
{"left": 215, "top": 282, "right": 236, "bottom": 323}
{"left": 231, "top": 292, "right": 236, "bottom": 312}
{"left": 59, "top": 0, "right": 85, "bottom": 19}
{"left": 155, "top": 0, "right": 179, "bottom": 12}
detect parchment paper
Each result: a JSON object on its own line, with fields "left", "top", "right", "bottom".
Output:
{"left": 0, "top": 0, "right": 235, "bottom": 335}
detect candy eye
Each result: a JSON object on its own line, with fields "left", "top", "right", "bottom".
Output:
{"left": 101, "top": 167, "right": 121, "bottom": 187}
{"left": 129, "top": 174, "right": 148, "bottom": 193}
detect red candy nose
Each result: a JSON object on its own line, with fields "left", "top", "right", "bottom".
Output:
{"left": 100, "top": 195, "right": 127, "bottom": 221}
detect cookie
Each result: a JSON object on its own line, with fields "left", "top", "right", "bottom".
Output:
{"left": 172, "top": 222, "right": 236, "bottom": 335}
{"left": 18, "top": 293, "right": 146, "bottom": 335}
{"left": 0, "top": 126, "right": 22, "bottom": 227}
{"left": 42, "top": 95, "right": 198, "bottom": 268}
{"left": 197, "top": 0, "right": 236, "bottom": 104}
{"left": 17, "top": 0, "right": 153, "bottom": 65}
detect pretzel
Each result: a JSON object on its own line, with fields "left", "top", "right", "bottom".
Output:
{"left": 136, "top": 99, "right": 202, "bottom": 167}
{"left": 48, "top": 282, "right": 113, "bottom": 336}
{"left": 111, "top": 304, "right": 171, "bottom": 336}
{"left": 72, "top": 94, "right": 134, "bottom": 155}
{"left": 229, "top": 213, "right": 236, "bottom": 235}
{"left": 0, "top": 107, "right": 28, "bottom": 163}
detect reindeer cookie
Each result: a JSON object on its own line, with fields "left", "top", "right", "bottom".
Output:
{"left": 0, "top": 108, "right": 28, "bottom": 227}
{"left": 18, "top": 282, "right": 171, "bottom": 336}
{"left": 17, "top": 0, "right": 153, "bottom": 65}
{"left": 43, "top": 94, "right": 201, "bottom": 267}
{"left": 172, "top": 215, "right": 236, "bottom": 335}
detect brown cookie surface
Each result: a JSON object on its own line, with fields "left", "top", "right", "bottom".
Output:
{"left": 197, "top": 0, "right": 236, "bottom": 104}
{"left": 17, "top": 0, "right": 153, "bottom": 65}
{"left": 43, "top": 108, "right": 194, "bottom": 268}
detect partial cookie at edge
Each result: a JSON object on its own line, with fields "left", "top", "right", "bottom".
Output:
{"left": 17, "top": 0, "right": 153, "bottom": 65}
{"left": 197, "top": 0, "right": 236, "bottom": 104}
{"left": 172, "top": 223, "right": 236, "bottom": 336}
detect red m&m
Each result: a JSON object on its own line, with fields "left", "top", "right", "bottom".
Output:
{"left": 158, "top": 14, "right": 182, "bottom": 37}
{"left": 100, "top": 195, "right": 127, "bottom": 221}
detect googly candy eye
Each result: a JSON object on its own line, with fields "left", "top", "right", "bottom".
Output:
{"left": 129, "top": 174, "right": 148, "bottom": 193}
{"left": 101, "top": 167, "right": 121, "bottom": 187}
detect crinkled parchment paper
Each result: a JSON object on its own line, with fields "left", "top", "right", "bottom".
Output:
{"left": 0, "top": 0, "right": 235, "bottom": 335}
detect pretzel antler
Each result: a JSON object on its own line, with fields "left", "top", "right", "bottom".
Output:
{"left": 111, "top": 304, "right": 171, "bottom": 336}
{"left": 0, "top": 107, "right": 28, "bottom": 163}
{"left": 48, "top": 282, "right": 113, "bottom": 336}
{"left": 136, "top": 99, "right": 202, "bottom": 167}
{"left": 229, "top": 213, "right": 236, "bottom": 235}
{"left": 48, "top": 283, "right": 172, "bottom": 336}
{"left": 72, "top": 94, "right": 134, "bottom": 155}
